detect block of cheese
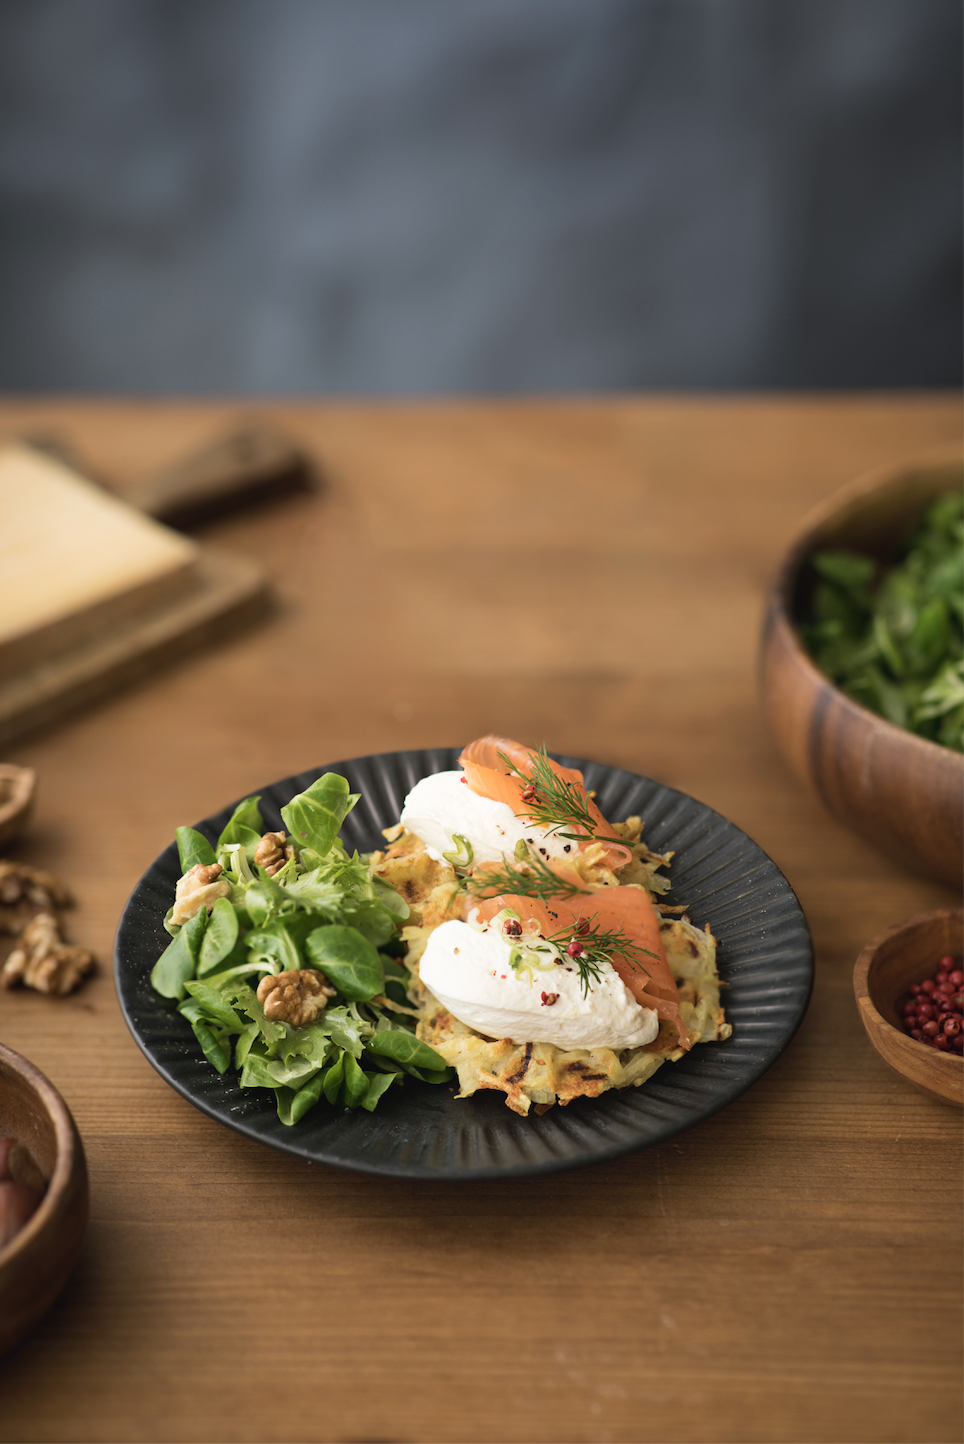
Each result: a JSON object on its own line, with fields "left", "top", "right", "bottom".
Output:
{"left": 0, "top": 444, "right": 198, "bottom": 678}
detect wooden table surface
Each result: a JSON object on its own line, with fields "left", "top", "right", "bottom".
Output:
{"left": 0, "top": 395, "right": 961, "bottom": 1444}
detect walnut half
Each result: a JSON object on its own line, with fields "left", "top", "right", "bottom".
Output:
{"left": 1, "top": 912, "right": 95, "bottom": 995}
{"left": 171, "top": 862, "right": 231, "bottom": 926}
{"left": 256, "top": 969, "right": 336, "bottom": 1027}
{"left": 254, "top": 831, "right": 294, "bottom": 877}
{"left": 0, "top": 860, "right": 73, "bottom": 936}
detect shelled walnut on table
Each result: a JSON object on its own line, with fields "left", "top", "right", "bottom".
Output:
{"left": 0, "top": 860, "right": 95, "bottom": 996}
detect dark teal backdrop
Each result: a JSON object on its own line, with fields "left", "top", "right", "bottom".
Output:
{"left": 0, "top": 0, "right": 960, "bottom": 393}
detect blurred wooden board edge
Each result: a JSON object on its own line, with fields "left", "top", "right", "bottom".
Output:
{"left": 0, "top": 547, "right": 269, "bottom": 752}
{"left": 128, "top": 421, "right": 314, "bottom": 525}
{"left": 18, "top": 421, "right": 315, "bottom": 526}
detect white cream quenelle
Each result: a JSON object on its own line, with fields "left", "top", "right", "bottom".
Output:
{"left": 418, "top": 918, "right": 659, "bottom": 1050}
{"left": 400, "top": 770, "right": 575, "bottom": 867}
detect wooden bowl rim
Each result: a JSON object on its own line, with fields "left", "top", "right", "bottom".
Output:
{"left": 853, "top": 907, "right": 964, "bottom": 1075}
{"left": 776, "top": 443, "right": 963, "bottom": 580}
{"left": 765, "top": 446, "right": 964, "bottom": 769}
{"left": 0, "top": 1042, "right": 82, "bottom": 1266}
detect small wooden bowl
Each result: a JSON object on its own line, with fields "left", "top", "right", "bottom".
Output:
{"left": 759, "top": 450, "right": 963, "bottom": 886}
{"left": 853, "top": 908, "right": 963, "bottom": 1106}
{"left": 0, "top": 764, "right": 35, "bottom": 849}
{"left": 0, "top": 1043, "right": 88, "bottom": 1355}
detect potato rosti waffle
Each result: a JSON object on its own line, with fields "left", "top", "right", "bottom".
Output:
{"left": 370, "top": 816, "right": 731, "bottom": 1117}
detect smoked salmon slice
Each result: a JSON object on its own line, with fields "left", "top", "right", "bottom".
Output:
{"left": 469, "top": 884, "right": 690, "bottom": 1049}
{"left": 457, "top": 735, "right": 633, "bottom": 871}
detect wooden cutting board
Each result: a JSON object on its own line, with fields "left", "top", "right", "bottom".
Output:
{"left": 0, "top": 442, "right": 269, "bottom": 749}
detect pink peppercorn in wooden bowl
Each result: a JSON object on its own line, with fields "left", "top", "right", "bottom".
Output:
{"left": 0, "top": 1042, "right": 88, "bottom": 1355}
{"left": 853, "top": 908, "right": 964, "bottom": 1107}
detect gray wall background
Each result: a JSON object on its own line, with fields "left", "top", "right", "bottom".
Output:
{"left": 0, "top": 0, "right": 960, "bottom": 395}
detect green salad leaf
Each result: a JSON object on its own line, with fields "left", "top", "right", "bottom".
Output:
{"left": 360, "top": 1072, "right": 400, "bottom": 1111}
{"left": 150, "top": 772, "right": 450, "bottom": 1124}
{"left": 181, "top": 979, "right": 247, "bottom": 1032}
{"left": 317, "top": 1004, "right": 369, "bottom": 1056}
{"left": 216, "top": 795, "right": 264, "bottom": 861}
{"left": 366, "top": 1030, "right": 448, "bottom": 1073}
{"left": 176, "top": 827, "right": 217, "bottom": 872}
{"left": 177, "top": 998, "right": 234, "bottom": 1074}
{"left": 281, "top": 773, "right": 359, "bottom": 859}
{"left": 151, "top": 907, "right": 208, "bottom": 1000}
{"left": 197, "top": 896, "right": 239, "bottom": 975}
{"left": 304, "top": 924, "right": 384, "bottom": 999}
{"left": 277, "top": 1072, "right": 328, "bottom": 1126}
{"left": 800, "top": 491, "right": 964, "bottom": 751}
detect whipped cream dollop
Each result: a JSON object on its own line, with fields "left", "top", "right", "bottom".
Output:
{"left": 418, "top": 917, "right": 659, "bottom": 1051}
{"left": 400, "top": 770, "right": 575, "bottom": 867}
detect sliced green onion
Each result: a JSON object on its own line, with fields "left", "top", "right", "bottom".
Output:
{"left": 442, "top": 834, "right": 475, "bottom": 870}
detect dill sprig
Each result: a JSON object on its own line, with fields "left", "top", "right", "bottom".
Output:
{"left": 498, "top": 744, "right": 630, "bottom": 849}
{"left": 548, "top": 931, "right": 605, "bottom": 996}
{"left": 465, "top": 847, "right": 589, "bottom": 904}
{"left": 545, "top": 916, "right": 662, "bottom": 998}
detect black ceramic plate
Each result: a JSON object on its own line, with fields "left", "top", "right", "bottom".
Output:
{"left": 115, "top": 749, "right": 813, "bottom": 1180}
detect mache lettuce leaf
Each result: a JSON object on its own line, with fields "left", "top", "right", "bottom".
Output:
{"left": 281, "top": 773, "right": 359, "bottom": 860}
{"left": 151, "top": 770, "right": 447, "bottom": 1124}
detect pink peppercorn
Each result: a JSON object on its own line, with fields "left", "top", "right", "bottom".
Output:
{"left": 900, "top": 954, "right": 964, "bottom": 1048}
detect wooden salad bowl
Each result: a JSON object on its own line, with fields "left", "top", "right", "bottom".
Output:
{"left": 0, "top": 764, "right": 35, "bottom": 849}
{"left": 0, "top": 1043, "right": 88, "bottom": 1355}
{"left": 759, "top": 450, "right": 963, "bottom": 886}
{"left": 853, "top": 909, "right": 963, "bottom": 1106}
